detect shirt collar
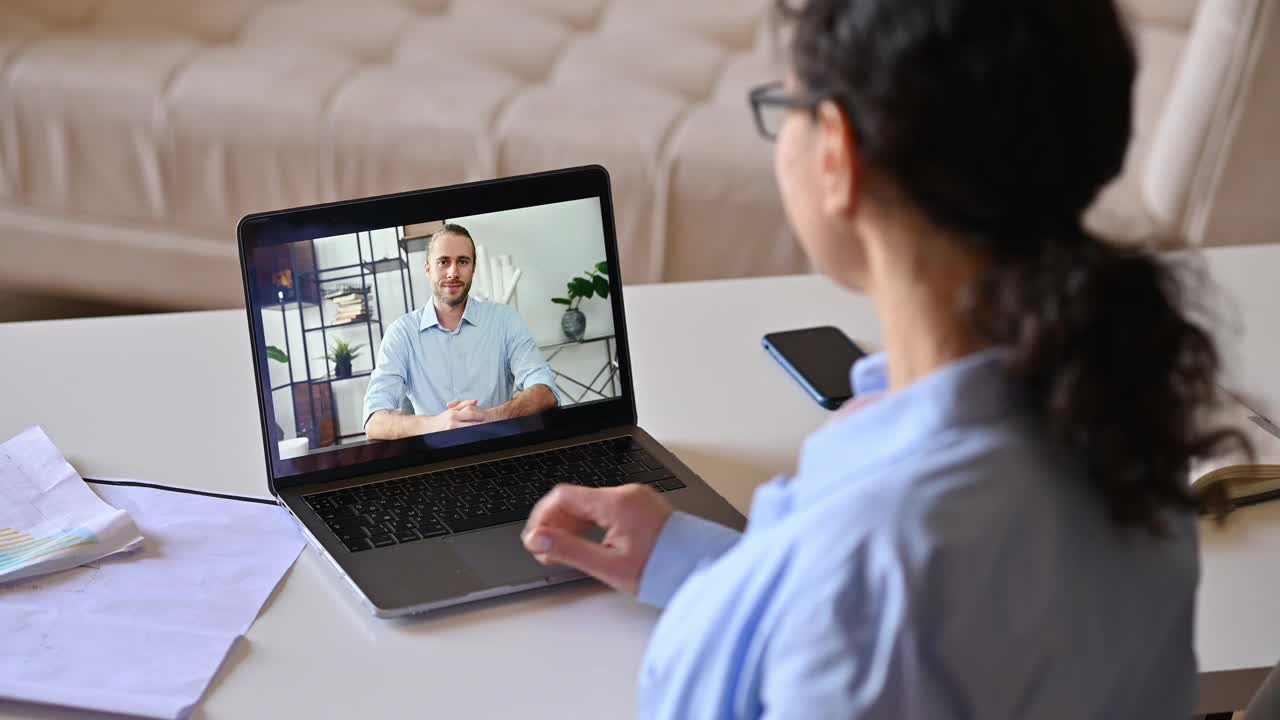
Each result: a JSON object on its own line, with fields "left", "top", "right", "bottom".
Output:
{"left": 420, "top": 298, "right": 483, "bottom": 332}
{"left": 789, "top": 348, "right": 1021, "bottom": 509}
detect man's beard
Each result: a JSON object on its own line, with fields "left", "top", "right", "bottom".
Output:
{"left": 436, "top": 280, "right": 469, "bottom": 308}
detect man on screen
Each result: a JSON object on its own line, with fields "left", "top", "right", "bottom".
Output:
{"left": 363, "top": 224, "right": 560, "bottom": 440}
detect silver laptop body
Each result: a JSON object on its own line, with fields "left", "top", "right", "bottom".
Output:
{"left": 238, "top": 166, "right": 745, "bottom": 617}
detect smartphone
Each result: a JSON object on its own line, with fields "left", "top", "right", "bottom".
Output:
{"left": 762, "top": 326, "right": 867, "bottom": 410}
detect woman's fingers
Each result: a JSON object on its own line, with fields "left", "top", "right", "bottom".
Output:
{"left": 522, "top": 484, "right": 674, "bottom": 596}
{"left": 526, "top": 484, "right": 610, "bottom": 531}
{"left": 524, "top": 526, "right": 634, "bottom": 592}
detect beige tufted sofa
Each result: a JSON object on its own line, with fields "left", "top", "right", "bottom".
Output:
{"left": 0, "top": 0, "right": 1276, "bottom": 310}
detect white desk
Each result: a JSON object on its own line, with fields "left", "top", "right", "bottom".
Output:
{"left": 2, "top": 245, "right": 1278, "bottom": 718}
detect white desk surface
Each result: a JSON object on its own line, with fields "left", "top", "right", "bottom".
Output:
{"left": 2, "top": 245, "right": 1278, "bottom": 718}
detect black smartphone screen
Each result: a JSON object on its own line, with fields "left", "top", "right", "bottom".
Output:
{"left": 762, "top": 326, "right": 867, "bottom": 409}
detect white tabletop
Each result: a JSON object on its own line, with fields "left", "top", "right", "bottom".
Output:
{"left": 2, "top": 245, "right": 1278, "bottom": 717}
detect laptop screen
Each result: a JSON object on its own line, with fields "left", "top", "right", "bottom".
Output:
{"left": 240, "top": 168, "right": 635, "bottom": 488}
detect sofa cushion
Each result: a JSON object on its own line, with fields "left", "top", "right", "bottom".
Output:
{"left": 328, "top": 60, "right": 519, "bottom": 199}
{"left": 713, "top": 51, "right": 783, "bottom": 107}
{"left": 505, "top": 0, "right": 607, "bottom": 29}
{"left": 96, "top": 0, "right": 268, "bottom": 43}
{"left": 0, "top": 6, "right": 45, "bottom": 65}
{"left": 396, "top": 3, "right": 571, "bottom": 82}
{"left": 0, "top": 6, "right": 46, "bottom": 201}
{"left": 7, "top": 0, "right": 100, "bottom": 27}
{"left": 496, "top": 81, "right": 689, "bottom": 281}
{"left": 6, "top": 28, "right": 200, "bottom": 221}
{"left": 663, "top": 104, "right": 808, "bottom": 282}
{"left": 598, "top": 0, "right": 767, "bottom": 51}
{"left": 552, "top": 23, "right": 727, "bottom": 100}
{"left": 164, "top": 45, "right": 357, "bottom": 233}
{"left": 241, "top": 2, "right": 415, "bottom": 63}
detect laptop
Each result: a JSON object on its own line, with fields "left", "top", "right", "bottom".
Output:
{"left": 237, "top": 165, "right": 745, "bottom": 617}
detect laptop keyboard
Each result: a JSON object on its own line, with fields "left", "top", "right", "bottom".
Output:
{"left": 303, "top": 436, "right": 686, "bottom": 553}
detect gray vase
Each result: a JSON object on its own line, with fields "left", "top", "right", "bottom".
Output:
{"left": 561, "top": 308, "right": 586, "bottom": 341}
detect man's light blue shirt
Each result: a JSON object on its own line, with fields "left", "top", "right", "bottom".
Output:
{"left": 362, "top": 299, "right": 561, "bottom": 426}
{"left": 636, "top": 350, "right": 1199, "bottom": 719}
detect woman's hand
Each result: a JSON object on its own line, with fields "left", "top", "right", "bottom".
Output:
{"left": 522, "top": 484, "right": 673, "bottom": 595}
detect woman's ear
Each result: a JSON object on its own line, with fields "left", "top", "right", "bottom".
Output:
{"left": 814, "top": 100, "right": 860, "bottom": 218}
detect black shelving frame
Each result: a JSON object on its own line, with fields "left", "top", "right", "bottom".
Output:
{"left": 265, "top": 228, "right": 419, "bottom": 446}
{"left": 540, "top": 334, "right": 620, "bottom": 404}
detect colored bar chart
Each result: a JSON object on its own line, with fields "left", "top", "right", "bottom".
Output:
{"left": 0, "top": 526, "right": 96, "bottom": 574}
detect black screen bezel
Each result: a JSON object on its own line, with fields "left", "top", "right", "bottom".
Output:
{"left": 237, "top": 165, "right": 638, "bottom": 495}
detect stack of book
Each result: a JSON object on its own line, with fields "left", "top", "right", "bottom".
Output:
{"left": 328, "top": 290, "right": 368, "bottom": 324}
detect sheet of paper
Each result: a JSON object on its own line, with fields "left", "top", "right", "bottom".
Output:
{"left": 0, "top": 481, "right": 306, "bottom": 719}
{"left": 0, "top": 427, "right": 142, "bottom": 583}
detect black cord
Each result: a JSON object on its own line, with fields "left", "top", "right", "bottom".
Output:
{"left": 83, "top": 477, "right": 278, "bottom": 506}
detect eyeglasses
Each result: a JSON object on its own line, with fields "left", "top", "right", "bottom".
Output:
{"left": 747, "top": 81, "right": 827, "bottom": 141}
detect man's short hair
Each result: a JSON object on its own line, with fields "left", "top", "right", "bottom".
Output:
{"left": 426, "top": 223, "right": 476, "bottom": 261}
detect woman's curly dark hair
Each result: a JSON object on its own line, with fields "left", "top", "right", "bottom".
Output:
{"left": 776, "top": 0, "right": 1250, "bottom": 532}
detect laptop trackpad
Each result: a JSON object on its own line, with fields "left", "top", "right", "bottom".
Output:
{"left": 446, "top": 525, "right": 569, "bottom": 587}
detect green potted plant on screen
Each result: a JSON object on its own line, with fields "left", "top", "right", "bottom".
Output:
{"left": 320, "top": 338, "right": 364, "bottom": 379}
{"left": 552, "top": 261, "right": 609, "bottom": 341}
